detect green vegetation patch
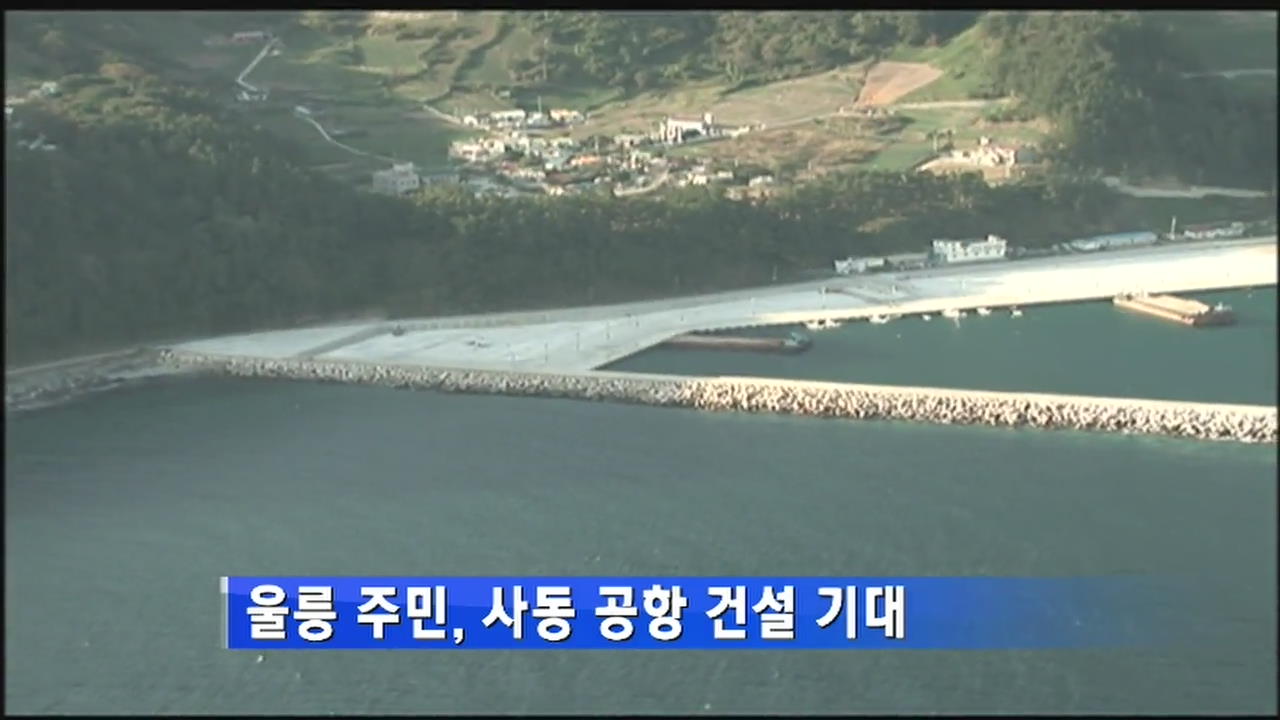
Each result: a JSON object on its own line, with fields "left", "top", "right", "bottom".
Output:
{"left": 890, "top": 24, "right": 1000, "bottom": 102}
{"left": 1151, "top": 11, "right": 1278, "bottom": 72}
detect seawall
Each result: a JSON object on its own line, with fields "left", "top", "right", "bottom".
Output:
{"left": 159, "top": 350, "right": 1277, "bottom": 445}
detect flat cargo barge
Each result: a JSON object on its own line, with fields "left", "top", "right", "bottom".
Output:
{"left": 662, "top": 331, "right": 812, "bottom": 354}
{"left": 1113, "top": 293, "right": 1236, "bottom": 327}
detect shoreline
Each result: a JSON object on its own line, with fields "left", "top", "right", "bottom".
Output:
{"left": 7, "top": 240, "right": 1276, "bottom": 417}
{"left": 159, "top": 350, "right": 1279, "bottom": 444}
{"left": 4, "top": 349, "right": 188, "bottom": 414}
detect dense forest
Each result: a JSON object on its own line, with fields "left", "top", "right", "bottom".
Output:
{"left": 5, "top": 11, "right": 1276, "bottom": 364}
{"left": 515, "top": 11, "right": 980, "bottom": 90}
{"left": 982, "top": 11, "right": 1277, "bottom": 188}
{"left": 9, "top": 67, "right": 1268, "bottom": 364}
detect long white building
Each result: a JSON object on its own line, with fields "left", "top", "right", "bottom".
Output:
{"left": 372, "top": 162, "right": 421, "bottom": 196}
{"left": 834, "top": 257, "right": 886, "bottom": 275}
{"left": 931, "top": 235, "right": 1009, "bottom": 264}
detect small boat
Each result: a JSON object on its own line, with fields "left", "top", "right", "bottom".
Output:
{"left": 804, "top": 318, "right": 841, "bottom": 331}
{"left": 783, "top": 331, "right": 813, "bottom": 351}
{"left": 941, "top": 308, "right": 962, "bottom": 319}
{"left": 921, "top": 314, "right": 933, "bottom": 321}
{"left": 976, "top": 307, "right": 992, "bottom": 316}
{"left": 1010, "top": 307, "right": 1023, "bottom": 317}
{"left": 868, "top": 314, "right": 890, "bottom": 324}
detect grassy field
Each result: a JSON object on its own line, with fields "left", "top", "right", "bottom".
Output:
{"left": 576, "top": 64, "right": 865, "bottom": 138}
{"left": 229, "top": 19, "right": 491, "bottom": 174}
{"left": 668, "top": 118, "right": 883, "bottom": 173}
{"left": 1153, "top": 11, "right": 1278, "bottom": 72}
{"left": 306, "top": 104, "right": 464, "bottom": 168}
{"left": 888, "top": 25, "right": 995, "bottom": 103}
{"left": 357, "top": 36, "right": 432, "bottom": 70}
{"left": 458, "top": 21, "right": 537, "bottom": 87}
{"left": 862, "top": 141, "right": 936, "bottom": 171}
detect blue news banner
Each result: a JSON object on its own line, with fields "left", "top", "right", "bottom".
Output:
{"left": 223, "top": 576, "right": 1161, "bottom": 651}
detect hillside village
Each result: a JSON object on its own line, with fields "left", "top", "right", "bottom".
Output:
{"left": 6, "top": 11, "right": 1273, "bottom": 209}
{"left": 431, "top": 107, "right": 771, "bottom": 199}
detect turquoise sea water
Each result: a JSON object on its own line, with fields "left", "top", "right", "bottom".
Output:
{"left": 611, "top": 288, "right": 1277, "bottom": 406}
{"left": 5, "top": 288, "right": 1276, "bottom": 715}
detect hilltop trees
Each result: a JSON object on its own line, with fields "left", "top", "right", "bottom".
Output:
{"left": 982, "top": 11, "right": 1277, "bottom": 188}
{"left": 514, "top": 11, "right": 982, "bottom": 91}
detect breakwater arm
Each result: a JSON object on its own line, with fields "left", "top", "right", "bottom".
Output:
{"left": 159, "top": 350, "right": 1277, "bottom": 445}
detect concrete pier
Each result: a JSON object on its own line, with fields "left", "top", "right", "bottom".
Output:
{"left": 160, "top": 350, "right": 1277, "bottom": 445}
{"left": 1113, "top": 293, "right": 1237, "bottom": 327}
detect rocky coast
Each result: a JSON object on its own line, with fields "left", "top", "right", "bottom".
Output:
{"left": 159, "top": 350, "right": 1277, "bottom": 444}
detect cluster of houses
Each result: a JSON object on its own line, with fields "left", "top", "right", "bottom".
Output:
{"left": 941, "top": 136, "right": 1039, "bottom": 168}
{"left": 834, "top": 235, "right": 1010, "bottom": 274}
{"left": 1177, "top": 221, "right": 1246, "bottom": 241}
{"left": 6, "top": 85, "right": 62, "bottom": 152}
{"left": 656, "top": 112, "right": 752, "bottom": 145}
{"left": 461, "top": 107, "right": 585, "bottom": 131}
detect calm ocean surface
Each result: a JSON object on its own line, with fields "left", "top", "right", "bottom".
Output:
{"left": 5, "top": 288, "right": 1276, "bottom": 715}
{"left": 610, "top": 288, "right": 1278, "bottom": 406}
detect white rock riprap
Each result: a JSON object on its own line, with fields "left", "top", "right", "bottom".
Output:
{"left": 159, "top": 350, "right": 1277, "bottom": 444}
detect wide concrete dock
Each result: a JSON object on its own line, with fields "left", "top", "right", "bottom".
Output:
{"left": 170, "top": 237, "right": 1276, "bottom": 372}
{"left": 154, "top": 238, "right": 1277, "bottom": 441}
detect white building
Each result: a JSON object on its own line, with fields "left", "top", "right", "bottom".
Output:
{"left": 549, "top": 108, "right": 583, "bottom": 124}
{"left": 659, "top": 113, "right": 716, "bottom": 144}
{"left": 613, "top": 133, "right": 648, "bottom": 148}
{"left": 231, "top": 30, "right": 270, "bottom": 44}
{"left": 490, "top": 109, "right": 527, "bottom": 126}
{"left": 834, "top": 256, "right": 886, "bottom": 275}
{"left": 1068, "top": 231, "right": 1158, "bottom": 252}
{"left": 930, "top": 234, "right": 1009, "bottom": 264}
{"left": 1182, "top": 222, "right": 1245, "bottom": 241}
{"left": 372, "top": 162, "right": 421, "bottom": 195}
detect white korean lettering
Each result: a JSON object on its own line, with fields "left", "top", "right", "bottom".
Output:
{"left": 356, "top": 586, "right": 402, "bottom": 640}
{"left": 595, "top": 586, "right": 639, "bottom": 642}
{"left": 482, "top": 586, "right": 530, "bottom": 640}
{"left": 246, "top": 584, "right": 290, "bottom": 641}
{"left": 751, "top": 585, "right": 796, "bottom": 640}
{"left": 531, "top": 586, "right": 576, "bottom": 643}
{"left": 817, "top": 586, "right": 857, "bottom": 640}
{"left": 294, "top": 586, "right": 337, "bottom": 643}
{"left": 705, "top": 585, "right": 749, "bottom": 640}
{"left": 641, "top": 584, "right": 689, "bottom": 641}
{"left": 865, "top": 585, "right": 906, "bottom": 640}
{"left": 405, "top": 586, "right": 448, "bottom": 641}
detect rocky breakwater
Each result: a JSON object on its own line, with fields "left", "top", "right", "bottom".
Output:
{"left": 158, "top": 351, "right": 1277, "bottom": 444}
{"left": 6, "top": 349, "right": 172, "bottom": 412}
{"left": 157, "top": 350, "right": 686, "bottom": 407}
{"left": 669, "top": 378, "right": 1277, "bottom": 444}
